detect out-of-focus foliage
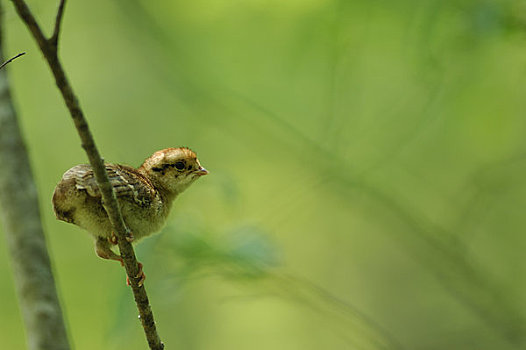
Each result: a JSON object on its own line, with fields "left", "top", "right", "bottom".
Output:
{"left": 1, "top": 0, "right": 526, "bottom": 349}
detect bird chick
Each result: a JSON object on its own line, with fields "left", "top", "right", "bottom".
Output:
{"left": 52, "top": 147, "right": 207, "bottom": 284}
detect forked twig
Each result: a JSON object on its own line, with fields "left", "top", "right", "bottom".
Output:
{"left": 9, "top": 0, "right": 164, "bottom": 349}
{"left": 50, "top": 0, "right": 65, "bottom": 47}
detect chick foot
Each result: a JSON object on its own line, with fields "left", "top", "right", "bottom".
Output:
{"left": 108, "top": 230, "right": 135, "bottom": 245}
{"left": 121, "top": 261, "right": 146, "bottom": 287}
{"left": 96, "top": 237, "right": 121, "bottom": 261}
{"left": 96, "top": 237, "right": 145, "bottom": 286}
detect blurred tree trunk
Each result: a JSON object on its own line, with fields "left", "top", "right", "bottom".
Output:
{"left": 0, "top": 3, "right": 70, "bottom": 350}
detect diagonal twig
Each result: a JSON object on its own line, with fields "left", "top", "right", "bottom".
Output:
{"left": 9, "top": 0, "right": 164, "bottom": 349}
{"left": 0, "top": 51, "right": 25, "bottom": 69}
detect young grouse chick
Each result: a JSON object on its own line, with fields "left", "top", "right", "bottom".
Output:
{"left": 52, "top": 147, "right": 207, "bottom": 275}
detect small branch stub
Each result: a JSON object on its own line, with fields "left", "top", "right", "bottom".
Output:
{"left": 0, "top": 52, "right": 26, "bottom": 70}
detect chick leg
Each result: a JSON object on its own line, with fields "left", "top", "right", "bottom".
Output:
{"left": 95, "top": 237, "right": 122, "bottom": 261}
{"left": 96, "top": 236, "right": 146, "bottom": 287}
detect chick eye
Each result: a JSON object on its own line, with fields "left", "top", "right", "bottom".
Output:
{"left": 174, "top": 161, "right": 185, "bottom": 171}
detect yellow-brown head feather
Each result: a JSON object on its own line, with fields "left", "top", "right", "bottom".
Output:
{"left": 139, "top": 147, "right": 207, "bottom": 195}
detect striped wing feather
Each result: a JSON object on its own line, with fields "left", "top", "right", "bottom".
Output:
{"left": 64, "top": 164, "right": 155, "bottom": 206}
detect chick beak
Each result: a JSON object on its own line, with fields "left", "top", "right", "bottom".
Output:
{"left": 195, "top": 167, "right": 209, "bottom": 176}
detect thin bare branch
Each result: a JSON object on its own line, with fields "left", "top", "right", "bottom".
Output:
{"left": 0, "top": 51, "right": 25, "bottom": 69}
{"left": 50, "top": 0, "right": 66, "bottom": 48}
{"left": 9, "top": 0, "right": 164, "bottom": 348}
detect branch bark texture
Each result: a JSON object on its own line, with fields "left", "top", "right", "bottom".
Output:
{"left": 0, "top": 4, "right": 70, "bottom": 350}
{"left": 9, "top": 0, "right": 163, "bottom": 348}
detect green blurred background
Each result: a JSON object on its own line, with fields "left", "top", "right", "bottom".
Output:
{"left": 2, "top": 0, "right": 526, "bottom": 349}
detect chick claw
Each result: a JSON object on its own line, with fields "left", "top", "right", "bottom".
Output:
{"left": 125, "top": 231, "right": 135, "bottom": 243}
{"left": 108, "top": 232, "right": 118, "bottom": 245}
{"left": 121, "top": 261, "right": 146, "bottom": 287}
{"left": 108, "top": 231, "right": 135, "bottom": 244}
